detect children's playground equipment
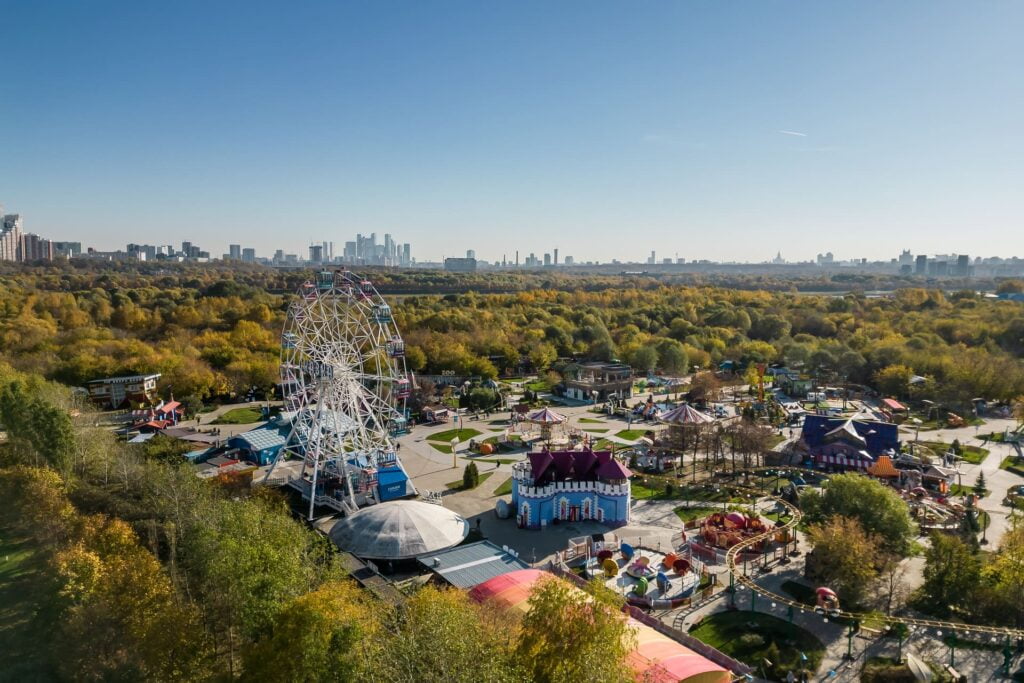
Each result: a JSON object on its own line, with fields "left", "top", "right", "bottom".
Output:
{"left": 697, "top": 511, "right": 770, "bottom": 553}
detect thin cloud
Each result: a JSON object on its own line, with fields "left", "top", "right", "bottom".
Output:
{"left": 778, "top": 130, "right": 807, "bottom": 137}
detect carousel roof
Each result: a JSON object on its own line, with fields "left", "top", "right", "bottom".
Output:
{"left": 659, "top": 404, "right": 714, "bottom": 425}
{"left": 526, "top": 407, "right": 567, "bottom": 424}
{"left": 328, "top": 501, "right": 469, "bottom": 560}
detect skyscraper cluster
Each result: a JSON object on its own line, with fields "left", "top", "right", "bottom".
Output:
{"left": 339, "top": 232, "right": 412, "bottom": 267}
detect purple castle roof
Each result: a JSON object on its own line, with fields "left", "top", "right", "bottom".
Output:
{"left": 526, "top": 449, "right": 628, "bottom": 484}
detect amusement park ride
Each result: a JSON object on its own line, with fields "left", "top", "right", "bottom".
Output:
{"left": 263, "top": 270, "right": 415, "bottom": 520}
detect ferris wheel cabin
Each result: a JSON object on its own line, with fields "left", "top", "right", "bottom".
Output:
{"left": 386, "top": 337, "right": 405, "bottom": 358}
{"left": 316, "top": 270, "right": 335, "bottom": 290}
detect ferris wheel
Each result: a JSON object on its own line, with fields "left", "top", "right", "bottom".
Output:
{"left": 266, "top": 269, "right": 414, "bottom": 519}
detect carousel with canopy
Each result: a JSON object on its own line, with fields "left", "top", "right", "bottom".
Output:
{"left": 264, "top": 270, "right": 415, "bottom": 519}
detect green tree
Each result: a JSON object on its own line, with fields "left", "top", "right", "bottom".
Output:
{"left": 182, "top": 495, "right": 342, "bottom": 669}
{"left": 802, "top": 474, "right": 915, "bottom": 555}
{"left": 462, "top": 462, "right": 480, "bottom": 489}
{"left": 915, "top": 532, "right": 981, "bottom": 617}
{"left": 657, "top": 341, "right": 689, "bottom": 375}
{"left": 516, "top": 577, "right": 635, "bottom": 683}
{"left": 629, "top": 345, "right": 659, "bottom": 373}
{"left": 974, "top": 470, "right": 988, "bottom": 497}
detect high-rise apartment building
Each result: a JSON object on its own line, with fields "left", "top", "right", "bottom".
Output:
{"left": 242, "top": 248, "right": 256, "bottom": 263}
{"left": 0, "top": 213, "right": 23, "bottom": 261}
{"left": 229, "top": 244, "right": 242, "bottom": 260}
{"left": 21, "top": 233, "right": 54, "bottom": 261}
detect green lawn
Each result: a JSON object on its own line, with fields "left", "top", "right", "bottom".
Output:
{"left": 948, "top": 483, "right": 990, "bottom": 498}
{"left": 688, "top": 611, "right": 824, "bottom": 677}
{"left": 493, "top": 476, "right": 514, "bottom": 496}
{"left": 445, "top": 471, "right": 494, "bottom": 491}
{"left": 430, "top": 443, "right": 453, "bottom": 454}
{"left": 674, "top": 506, "right": 717, "bottom": 523}
{"left": 1001, "top": 456, "right": 1024, "bottom": 478}
{"left": 0, "top": 531, "right": 60, "bottom": 680}
{"left": 578, "top": 417, "right": 605, "bottom": 424}
{"left": 482, "top": 434, "right": 522, "bottom": 445}
{"left": 763, "top": 509, "right": 794, "bottom": 524}
{"left": 614, "top": 429, "right": 648, "bottom": 441}
{"left": 211, "top": 406, "right": 265, "bottom": 424}
{"left": 631, "top": 478, "right": 749, "bottom": 503}
{"left": 583, "top": 428, "right": 609, "bottom": 433}
{"left": 427, "top": 428, "right": 482, "bottom": 443}
{"left": 524, "top": 379, "right": 552, "bottom": 392}
{"left": 918, "top": 440, "right": 989, "bottom": 465}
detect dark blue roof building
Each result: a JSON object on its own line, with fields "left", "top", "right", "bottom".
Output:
{"left": 801, "top": 415, "right": 900, "bottom": 459}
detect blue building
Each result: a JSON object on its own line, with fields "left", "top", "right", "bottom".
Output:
{"left": 511, "top": 449, "right": 631, "bottom": 529}
{"left": 228, "top": 420, "right": 290, "bottom": 466}
{"left": 801, "top": 415, "right": 900, "bottom": 470}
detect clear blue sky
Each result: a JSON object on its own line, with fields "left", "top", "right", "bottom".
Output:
{"left": 2, "top": 1, "right": 1021, "bottom": 262}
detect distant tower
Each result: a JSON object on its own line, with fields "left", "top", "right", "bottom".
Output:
{"left": 516, "top": 250, "right": 519, "bottom": 267}
{"left": 553, "top": 248, "right": 559, "bottom": 265}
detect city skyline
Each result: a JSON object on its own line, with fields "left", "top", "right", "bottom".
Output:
{"left": 2, "top": 2, "right": 1023, "bottom": 260}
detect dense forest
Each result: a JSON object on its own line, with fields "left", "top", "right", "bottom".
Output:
{"left": 1, "top": 262, "right": 1023, "bottom": 411}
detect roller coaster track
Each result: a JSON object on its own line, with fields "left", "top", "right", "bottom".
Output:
{"left": 719, "top": 466, "right": 1024, "bottom": 639}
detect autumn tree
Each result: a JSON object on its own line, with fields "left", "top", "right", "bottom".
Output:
{"left": 386, "top": 585, "right": 522, "bottom": 683}
{"left": 806, "top": 517, "right": 883, "bottom": 606}
{"left": 242, "top": 580, "right": 383, "bottom": 682}
{"left": 982, "top": 526, "right": 1024, "bottom": 628}
{"left": 516, "top": 577, "right": 635, "bottom": 683}
{"left": 873, "top": 364, "right": 915, "bottom": 400}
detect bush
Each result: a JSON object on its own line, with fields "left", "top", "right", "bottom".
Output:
{"left": 738, "top": 633, "right": 765, "bottom": 648}
{"left": 462, "top": 463, "right": 480, "bottom": 489}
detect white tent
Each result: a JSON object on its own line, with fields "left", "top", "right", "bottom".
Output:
{"left": 328, "top": 500, "right": 470, "bottom": 560}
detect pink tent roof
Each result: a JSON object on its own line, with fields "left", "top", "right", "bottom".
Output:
{"left": 527, "top": 407, "right": 567, "bottom": 424}
{"left": 659, "top": 404, "right": 714, "bottom": 425}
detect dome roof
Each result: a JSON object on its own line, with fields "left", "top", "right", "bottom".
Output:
{"left": 328, "top": 501, "right": 469, "bottom": 560}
